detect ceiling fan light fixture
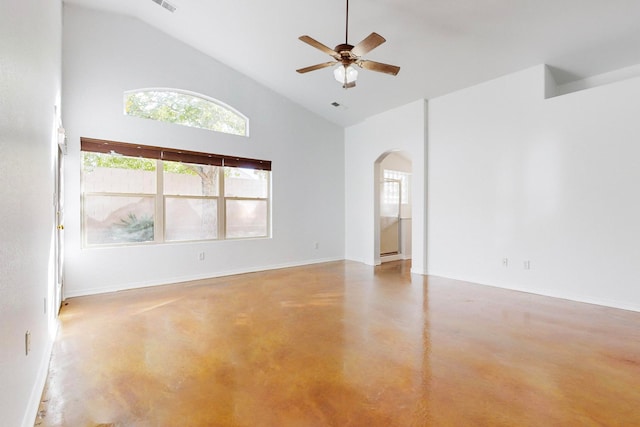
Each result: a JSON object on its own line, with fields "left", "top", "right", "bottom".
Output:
{"left": 334, "top": 64, "right": 358, "bottom": 86}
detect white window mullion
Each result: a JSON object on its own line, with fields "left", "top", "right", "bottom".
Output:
{"left": 218, "top": 166, "right": 226, "bottom": 239}
{"left": 155, "top": 159, "right": 164, "bottom": 243}
{"left": 267, "top": 171, "right": 272, "bottom": 237}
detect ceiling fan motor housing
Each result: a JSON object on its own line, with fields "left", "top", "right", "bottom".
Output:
{"left": 335, "top": 44, "right": 356, "bottom": 65}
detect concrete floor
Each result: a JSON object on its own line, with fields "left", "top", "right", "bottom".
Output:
{"left": 36, "top": 260, "right": 640, "bottom": 426}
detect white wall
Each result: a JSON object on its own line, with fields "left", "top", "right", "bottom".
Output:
{"left": 428, "top": 64, "right": 640, "bottom": 312}
{"left": 0, "top": 0, "right": 62, "bottom": 425}
{"left": 344, "top": 99, "right": 426, "bottom": 272}
{"left": 62, "top": 5, "right": 345, "bottom": 296}
{"left": 381, "top": 152, "right": 412, "bottom": 173}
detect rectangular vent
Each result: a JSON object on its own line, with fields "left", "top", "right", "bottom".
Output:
{"left": 151, "top": 0, "right": 176, "bottom": 13}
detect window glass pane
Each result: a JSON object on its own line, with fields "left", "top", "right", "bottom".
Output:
{"left": 164, "top": 162, "right": 219, "bottom": 196}
{"left": 84, "top": 195, "right": 155, "bottom": 244}
{"left": 165, "top": 197, "right": 217, "bottom": 241}
{"left": 225, "top": 199, "right": 268, "bottom": 238}
{"left": 381, "top": 180, "right": 401, "bottom": 217}
{"left": 124, "top": 90, "right": 247, "bottom": 136}
{"left": 82, "top": 152, "right": 156, "bottom": 194}
{"left": 224, "top": 167, "right": 269, "bottom": 198}
{"left": 383, "top": 169, "right": 411, "bottom": 205}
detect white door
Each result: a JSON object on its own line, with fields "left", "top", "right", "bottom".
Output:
{"left": 54, "top": 141, "right": 65, "bottom": 312}
{"left": 380, "top": 178, "right": 401, "bottom": 255}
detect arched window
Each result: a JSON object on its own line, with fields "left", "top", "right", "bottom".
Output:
{"left": 124, "top": 89, "right": 249, "bottom": 137}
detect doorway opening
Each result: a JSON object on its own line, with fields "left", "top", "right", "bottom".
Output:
{"left": 375, "top": 151, "right": 412, "bottom": 264}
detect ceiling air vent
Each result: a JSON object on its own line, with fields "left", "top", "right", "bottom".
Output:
{"left": 331, "top": 101, "right": 348, "bottom": 110}
{"left": 151, "top": 0, "right": 176, "bottom": 13}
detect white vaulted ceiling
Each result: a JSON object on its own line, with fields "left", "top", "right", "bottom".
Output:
{"left": 63, "top": 0, "right": 640, "bottom": 126}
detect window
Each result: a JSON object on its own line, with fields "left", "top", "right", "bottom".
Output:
{"left": 164, "top": 161, "right": 219, "bottom": 241}
{"left": 124, "top": 89, "right": 249, "bottom": 137}
{"left": 383, "top": 169, "right": 411, "bottom": 205}
{"left": 82, "top": 154, "right": 157, "bottom": 245}
{"left": 81, "top": 138, "right": 270, "bottom": 246}
{"left": 224, "top": 167, "right": 269, "bottom": 238}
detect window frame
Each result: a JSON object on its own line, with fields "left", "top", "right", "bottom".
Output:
{"left": 222, "top": 166, "right": 271, "bottom": 240}
{"left": 80, "top": 138, "right": 271, "bottom": 247}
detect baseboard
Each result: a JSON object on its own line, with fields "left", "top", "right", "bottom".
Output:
{"left": 427, "top": 271, "right": 640, "bottom": 313}
{"left": 65, "top": 257, "right": 344, "bottom": 298}
{"left": 21, "top": 324, "right": 58, "bottom": 427}
{"left": 380, "top": 254, "right": 403, "bottom": 263}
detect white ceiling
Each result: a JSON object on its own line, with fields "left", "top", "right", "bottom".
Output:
{"left": 64, "top": 0, "right": 640, "bottom": 127}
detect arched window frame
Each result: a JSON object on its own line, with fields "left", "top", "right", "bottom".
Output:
{"left": 123, "top": 88, "right": 250, "bottom": 137}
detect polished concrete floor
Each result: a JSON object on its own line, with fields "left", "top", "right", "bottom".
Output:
{"left": 36, "top": 261, "right": 640, "bottom": 426}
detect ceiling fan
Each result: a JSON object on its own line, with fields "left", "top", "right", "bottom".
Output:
{"left": 296, "top": 0, "right": 400, "bottom": 89}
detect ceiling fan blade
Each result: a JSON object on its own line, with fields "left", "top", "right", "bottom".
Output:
{"left": 357, "top": 60, "right": 400, "bottom": 76}
{"left": 296, "top": 61, "right": 337, "bottom": 74}
{"left": 299, "top": 35, "right": 339, "bottom": 58}
{"left": 351, "top": 32, "right": 386, "bottom": 57}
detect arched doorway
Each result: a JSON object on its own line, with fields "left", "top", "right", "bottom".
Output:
{"left": 374, "top": 150, "right": 413, "bottom": 264}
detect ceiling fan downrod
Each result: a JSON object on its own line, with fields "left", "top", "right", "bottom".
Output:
{"left": 345, "top": 0, "right": 349, "bottom": 44}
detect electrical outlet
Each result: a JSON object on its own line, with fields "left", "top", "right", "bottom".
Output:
{"left": 524, "top": 260, "right": 530, "bottom": 270}
{"left": 502, "top": 258, "right": 509, "bottom": 267}
{"left": 314, "top": 242, "right": 319, "bottom": 249}
{"left": 198, "top": 252, "right": 205, "bottom": 261}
